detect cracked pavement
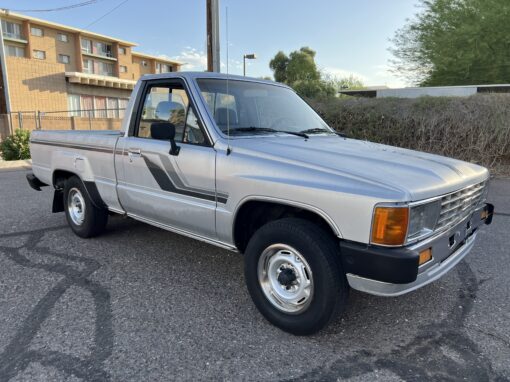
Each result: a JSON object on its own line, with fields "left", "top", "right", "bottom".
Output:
{"left": 0, "top": 169, "right": 509, "bottom": 381}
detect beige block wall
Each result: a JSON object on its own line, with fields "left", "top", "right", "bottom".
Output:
{"left": 118, "top": 45, "right": 135, "bottom": 80}
{"left": 7, "top": 56, "right": 68, "bottom": 112}
{"left": 132, "top": 56, "right": 152, "bottom": 78}
{"left": 29, "top": 23, "right": 78, "bottom": 72}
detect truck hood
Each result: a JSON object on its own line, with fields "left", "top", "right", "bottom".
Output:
{"left": 232, "top": 135, "right": 489, "bottom": 201}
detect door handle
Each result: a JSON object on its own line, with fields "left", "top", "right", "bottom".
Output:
{"left": 127, "top": 148, "right": 141, "bottom": 161}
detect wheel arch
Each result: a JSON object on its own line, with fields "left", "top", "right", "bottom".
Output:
{"left": 51, "top": 169, "right": 106, "bottom": 211}
{"left": 232, "top": 197, "right": 342, "bottom": 253}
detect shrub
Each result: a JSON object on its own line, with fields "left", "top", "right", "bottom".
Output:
{"left": 309, "top": 94, "right": 510, "bottom": 175}
{"left": 0, "top": 129, "right": 31, "bottom": 160}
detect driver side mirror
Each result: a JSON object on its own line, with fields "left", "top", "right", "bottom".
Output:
{"left": 150, "top": 122, "right": 180, "bottom": 156}
{"left": 167, "top": 123, "right": 181, "bottom": 156}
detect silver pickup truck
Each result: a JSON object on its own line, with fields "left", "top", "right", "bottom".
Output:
{"left": 27, "top": 72, "right": 494, "bottom": 334}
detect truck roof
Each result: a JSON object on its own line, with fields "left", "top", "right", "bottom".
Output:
{"left": 139, "top": 71, "right": 288, "bottom": 88}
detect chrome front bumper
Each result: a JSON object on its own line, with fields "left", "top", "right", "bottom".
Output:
{"left": 344, "top": 202, "right": 493, "bottom": 297}
{"left": 346, "top": 232, "right": 477, "bottom": 297}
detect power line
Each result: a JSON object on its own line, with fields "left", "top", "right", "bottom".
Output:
{"left": 4, "top": 0, "right": 99, "bottom": 13}
{"left": 10, "top": 0, "right": 131, "bottom": 62}
{"left": 84, "top": 0, "right": 129, "bottom": 29}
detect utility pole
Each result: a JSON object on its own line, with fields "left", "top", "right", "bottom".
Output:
{"left": 206, "top": 0, "right": 220, "bottom": 72}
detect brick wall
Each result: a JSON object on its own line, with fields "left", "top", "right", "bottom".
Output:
{"left": 7, "top": 56, "right": 68, "bottom": 112}
{"left": 29, "top": 22, "right": 78, "bottom": 72}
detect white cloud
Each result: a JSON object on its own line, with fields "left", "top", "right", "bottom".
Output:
{"left": 162, "top": 47, "right": 207, "bottom": 71}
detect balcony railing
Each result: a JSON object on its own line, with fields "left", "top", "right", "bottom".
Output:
{"left": 2, "top": 31, "right": 25, "bottom": 41}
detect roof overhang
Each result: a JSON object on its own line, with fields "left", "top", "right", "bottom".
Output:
{"left": 65, "top": 72, "right": 136, "bottom": 89}
{"left": 131, "top": 51, "right": 183, "bottom": 66}
{"left": 0, "top": 10, "right": 138, "bottom": 46}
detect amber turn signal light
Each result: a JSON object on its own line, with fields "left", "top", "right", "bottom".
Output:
{"left": 419, "top": 248, "right": 432, "bottom": 265}
{"left": 371, "top": 206, "right": 409, "bottom": 246}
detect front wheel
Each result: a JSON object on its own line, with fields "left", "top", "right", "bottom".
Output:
{"left": 244, "top": 218, "right": 349, "bottom": 335}
{"left": 63, "top": 176, "right": 108, "bottom": 238}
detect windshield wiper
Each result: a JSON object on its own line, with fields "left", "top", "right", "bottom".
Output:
{"left": 226, "top": 127, "right": 309, "bottom": 139}
{"left": 300, "top": 128, "right": 334, "bottom": 135}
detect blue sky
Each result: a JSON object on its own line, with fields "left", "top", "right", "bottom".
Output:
{"left": 2, "top": 0, "right": 421, "bottom": 86}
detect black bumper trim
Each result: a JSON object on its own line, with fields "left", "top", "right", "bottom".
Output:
{"left": 26, "top": 173, "right": 48, "bottom": 191}
{"left": 340, "top": 241, "right": 419, "bottom": 284}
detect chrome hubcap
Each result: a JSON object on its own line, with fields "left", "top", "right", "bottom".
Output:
{"left": 67, "top": 187, "right": 85, "bottom": 226}
{"left": 257, "top": 244, "right": 313, "bottom": 314}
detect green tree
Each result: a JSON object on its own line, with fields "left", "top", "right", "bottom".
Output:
{"left": 269, "top": 51, "right": 289, "bottom": 83}
{"left": 391, "top": 0, "right": 510, "bottom": 86}
{"left": 269, "top": 47, "right": 334, "bottom": 98}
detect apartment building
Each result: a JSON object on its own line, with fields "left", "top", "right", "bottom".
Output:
{"left": 0, "top": 11, "right": 182, "bottom": 116}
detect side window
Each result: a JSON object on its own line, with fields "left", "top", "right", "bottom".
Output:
{"left": 183, "top": 106, "right": 206, "bottom": 145}
{"left": 200, "top": 91, "right": 238, "bottom": 132}
{"left": 137, "top": 84, "right": 189, "bottom": 140}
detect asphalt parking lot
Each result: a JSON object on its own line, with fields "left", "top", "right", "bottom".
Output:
{"left": 0, "top": 168, "right": 509, "bottom": 382}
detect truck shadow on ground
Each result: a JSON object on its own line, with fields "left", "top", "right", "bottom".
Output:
{"left": 0, "top": 221, "right": 508, "bottom": 382}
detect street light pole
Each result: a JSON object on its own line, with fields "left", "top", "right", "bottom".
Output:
{"left": 243, "top": 53, "right": 256, "bottom": 76}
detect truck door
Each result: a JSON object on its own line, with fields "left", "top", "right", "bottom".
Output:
{"left": 116, "top": 79, "right": 219, "bottom": 239}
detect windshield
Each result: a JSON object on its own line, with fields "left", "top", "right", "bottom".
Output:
{"left": 196, "top": 79, "right": 333, "bottom": 136}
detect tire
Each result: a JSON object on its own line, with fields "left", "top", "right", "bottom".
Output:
{"left": 63, "top": 176, "right": 108, "bottom": 238}
{"left": 244, "top": 218, "right": 349, "bottom": 335}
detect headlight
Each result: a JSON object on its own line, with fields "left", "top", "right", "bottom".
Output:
{"left": 370, "top": 201, "right": 441, "bottom": 246}
{"left": 407, "top": 201, "right": 441, "bottom": 242}
{"left": 371, "top": 206, "right": 409, "bottom": 246}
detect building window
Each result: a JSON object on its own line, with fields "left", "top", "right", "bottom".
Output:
{"left": 161, "top": 64, "right": 172, "bottom": 73}
{"left": 67, "top": 94, "right": 81, "bottom": 116}
{"left": 119, "top": 47, "right": 126, "bottom": 55}
{"left": 68, "top": 95, "right": 127, "bottom": 119}
{"left": 155, "top": 63, "right": 161, "bottom": 73}
{"left": 107, "top": 98, "right": 119, "bottom": 118}
{"left": 141, "top": 60, "right": 148, "bottom": 67}
{"left": 98, "top": 61, "right": 114, "bottom": 76}
{"left": 119, "top": 65, "right": 128, "bottom": 73}
{"left": 81, "top": 95, "right": 94, "bottom": 117}
{"left": 5, "top": 45, "right": 24, "bottom": 57}
{"left": 57, "top": 33, "right": 68, "bottom": 42}
{"left": 1, "top": 20, "right": 22, "bottom": 40}
{"left": 83, "top": 59, "right": 93, "bottom": 74}
{"left": 31, "top": 27, "right": 43, "bottom": 37}
{"left": 94, "top": 97, "right": 107, "bottom": 118}
{"left": 58, "top": 54, "right": 70, "bottom": 64}
{"left": 81, "top": 39, "right": 92, "bottom": 54}
{"left": 33, "top": 50, "right": 46, "bottom": 60}
{"left": 94, "top": 41, "right": 113, "bottom": 58}
{"left": 118, "top": 98, "right": 128, "bottom": 119}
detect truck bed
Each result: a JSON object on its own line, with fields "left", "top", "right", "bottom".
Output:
{"left": 30, "top": 129, "right": 123, "bottom": 212}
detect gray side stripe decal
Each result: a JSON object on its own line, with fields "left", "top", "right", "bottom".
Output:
{"left": 157, "top": 154, "right": 229, "bottom": 201}
{"left": 30, "top": 140, "right": 228, "bottom": 204}
{"left": 31, "top": 140, "right": 113, "bottom": 154}
{"left": 143, "top": 156, "right": 228, "bottom": 204}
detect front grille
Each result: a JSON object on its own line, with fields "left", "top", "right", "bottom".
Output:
{"left": 436, "top": 181, "right": 487, "bottom": 231}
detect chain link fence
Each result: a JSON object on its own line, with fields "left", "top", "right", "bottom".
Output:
{"left": 6, "top": 108, "right": 126, "bottom": 134}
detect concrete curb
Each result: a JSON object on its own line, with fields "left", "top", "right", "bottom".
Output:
{"left": 0, "top": 159, "right": 32, "bottom": 172}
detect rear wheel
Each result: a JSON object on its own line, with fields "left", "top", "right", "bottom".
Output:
{"left": 63, "top": 176, "right": 108, "bottom": 238}
{"left": 244, "top": 218, "right": 349, "bottom": 335}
